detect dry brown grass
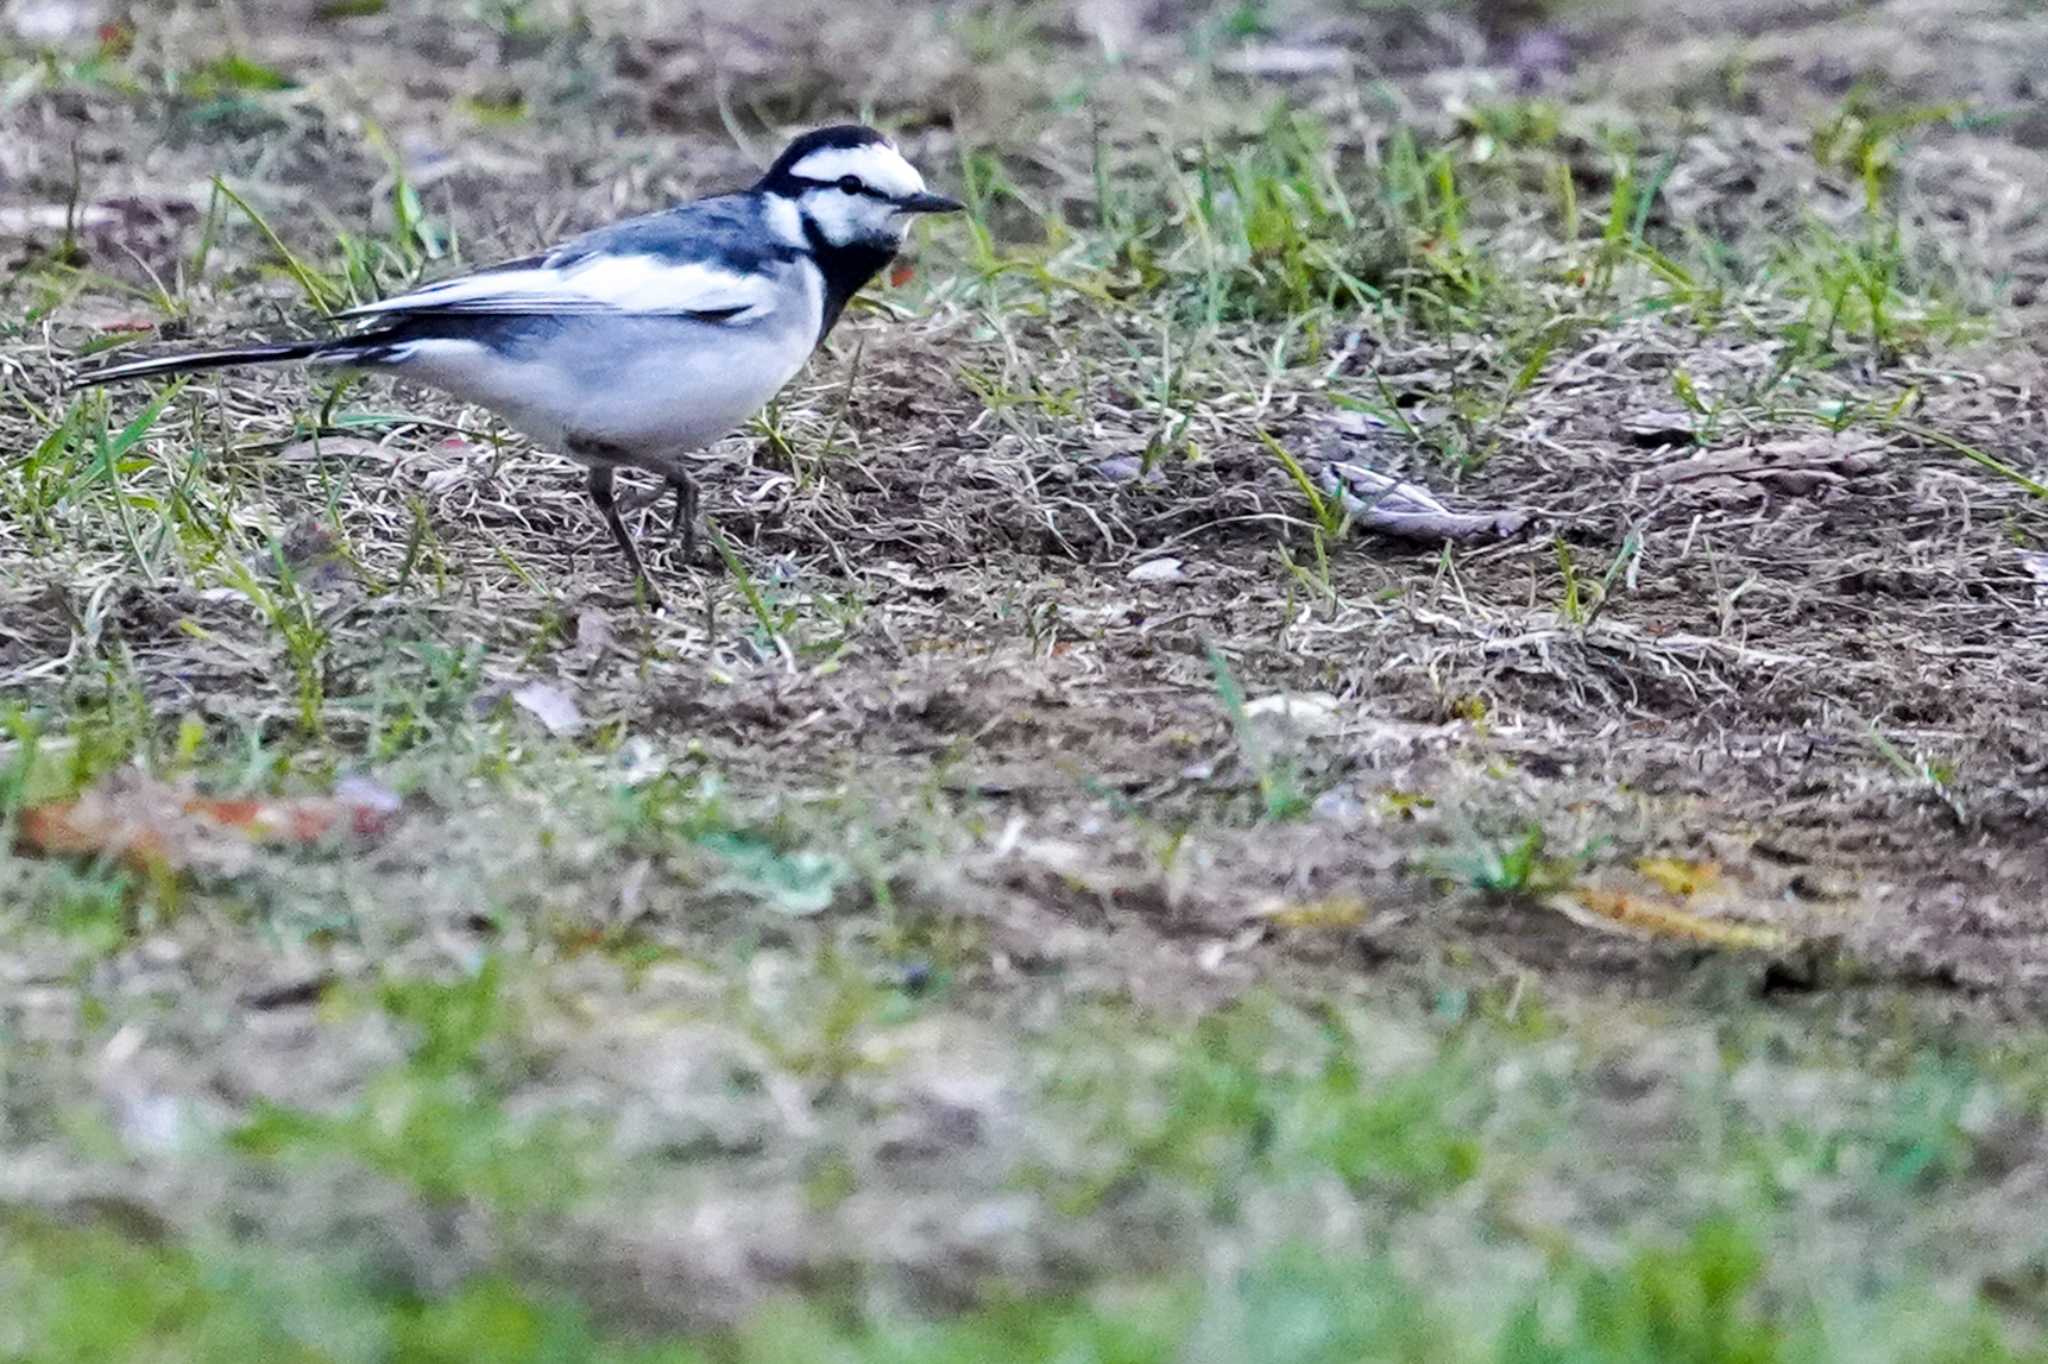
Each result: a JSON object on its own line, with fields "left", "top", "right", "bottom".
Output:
{"left": 5, "top": 0, "right": 2048, "bottom": 1354}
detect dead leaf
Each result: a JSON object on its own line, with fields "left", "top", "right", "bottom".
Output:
{"left": 512, "top": 681, "right": 583, "bottom": 736}
{"left": 1548, "top": 887, "right": 1793, "bottom": 951}
{"left": 1258, "top": 896, "right": 1370, "bottom": 931}
{"left": 181, "top": 795, "right": 393, "bottom": 842}
{"left": 273, "top": 436, "right": 396, "bottom": 465}
{"left": 1622, "top": 410, "right": 1697, "bottom": 447}
{"left": 1319, "top": 461, "right": 1532, "bottom": 541}
{"left": 15, "top": 774, "right": 399, "bottom": 877}
{"left": 333, "top": 774, "right": 403, "bottom": 821}
{"left": 1127, "top": 557, "right": 1185, "bottom": 583}
{"left": 0, "top": 204, "right": 121, "bottom": 236}
{"left": 1636, "top": 857, "right": 1724, "bottom": 898}
{"left": 1214, "top": 44, "right": 1350, "bottom": 78}
{"left": 569, "top": 609, "right": 615, "bottom": 667}
{"left": 1244, "top": 692, "right": 1342, "bottom": 736}
{"left": 247, "top": 516, "right": 355, "bottom": 588}
{"left": 1324, "top": 408, "right": 1389, "bottom": 438}
{"left": 1637, "top": 438, "right": 1887, "bottom": 502}
{"left": 1092, "top": 455, "right": 1165, "bottom": 485}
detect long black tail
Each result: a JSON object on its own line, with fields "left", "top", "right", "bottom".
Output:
{"left": 66, "top": 337, "right": 348, "bottom": 391}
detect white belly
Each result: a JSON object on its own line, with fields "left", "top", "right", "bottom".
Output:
{"left": 371, "top": 312, "right": 816, "bottom": 458}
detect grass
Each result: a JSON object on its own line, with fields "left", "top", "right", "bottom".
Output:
{"left": 0, "top": 1214, "right": 1968, "bottom": 1362}
{"left": 10, "top": 988, "right": 2048, "bottom": 1361}
{"left": 4, "top": 0, "right": 2048, "bottom": 1357}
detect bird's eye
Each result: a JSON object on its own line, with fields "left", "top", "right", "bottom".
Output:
{"left": 836, "top": 175, "right": 866, "bottom": 196}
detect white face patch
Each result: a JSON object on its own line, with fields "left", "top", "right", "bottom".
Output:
{"left": 787, "top": 142, "right": 927, "bottom": 199}
{"left": 798, "top": 184, "right": 911, "bottom": 249}
{"left": 786, "top": 143, "right": 928, "bottom": 249}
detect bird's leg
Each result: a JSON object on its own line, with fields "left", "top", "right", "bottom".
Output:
{"left": 583, "top": 463, "right": 661, "bottom": 607}
{"left": 573, "top": 438, "right": 701, "bottom": 580}
{"left": 622, "top": 458, "right": 701, "bottom": 563}
{"left": 613, "top": 468, "right": 698, "bottom": 560}
{"left": 668, "top": 472, "right": 699, "bottom": 562}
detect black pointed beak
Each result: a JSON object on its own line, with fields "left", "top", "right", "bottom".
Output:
{"left": 897, "top": 191, "right": 965, "bottom": 214}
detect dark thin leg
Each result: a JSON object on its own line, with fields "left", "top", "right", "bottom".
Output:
{"left": 586, "top": 465, "right": 660, "bottom": 606}
{"left": 668, "top": 474, "right": 699, "bottom": 562}
{"left": 602, "top": 466, "right": 698, "bottom": 563}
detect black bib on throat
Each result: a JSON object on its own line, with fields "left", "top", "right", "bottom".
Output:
{"left": 801, "top": 214, "right": 900, "bottom": 343}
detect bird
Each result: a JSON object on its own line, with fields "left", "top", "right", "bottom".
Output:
{"left": 70, "top": 124, "right": 963, "bottom": 606}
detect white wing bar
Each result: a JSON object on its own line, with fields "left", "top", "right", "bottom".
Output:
{"left": 340, "top": 254, "right": 777, "bottom": 320}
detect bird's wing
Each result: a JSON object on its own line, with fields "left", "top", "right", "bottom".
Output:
{"left": 340, "top": 199, "right": 786, "bottom": 322}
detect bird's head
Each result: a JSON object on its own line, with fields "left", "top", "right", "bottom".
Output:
{"left": 757, "top": 125, "right": 962, "bottom": 252}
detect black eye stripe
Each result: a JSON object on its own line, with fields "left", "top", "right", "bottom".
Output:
{"left": 796, "top": 175, "right": 892, "bottom": 201}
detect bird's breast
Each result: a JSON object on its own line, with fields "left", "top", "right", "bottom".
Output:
{"left": 579, "top": 313, "right": 816, "bottom": 453}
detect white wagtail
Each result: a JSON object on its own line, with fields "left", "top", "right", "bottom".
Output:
{"left": 73, "top": 125, "right": 962, "bottom": 604}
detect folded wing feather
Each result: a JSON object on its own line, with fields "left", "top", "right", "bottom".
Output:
{"left": 339, "top": 253, "right": 777, "bottom": 321}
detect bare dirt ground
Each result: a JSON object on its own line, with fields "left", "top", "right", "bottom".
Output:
{"left": 3, "top": 0, "right": 2048, "bottom": 1357}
